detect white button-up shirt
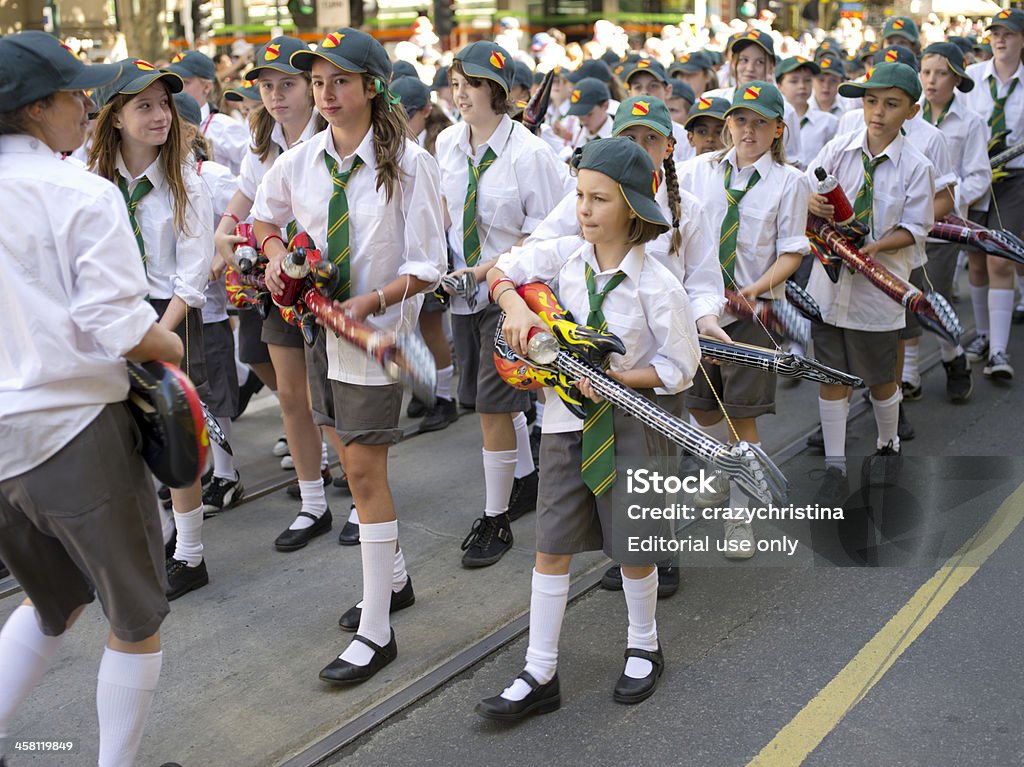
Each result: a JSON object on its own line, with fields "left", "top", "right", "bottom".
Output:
{"left": 556, "top": 113, "right": 615, "bottom": 161}
{"left": 805, "top": 128, "right": 935, "bottom": 331}
{"left": 253, "top": 127, "right": 446, "bottom": 385}
{"left": 677, "top": 147, "right": 811, "bottom": 317}
{"left": 965, "top": 59, "right": 1024, "bottom": 172}
{"left": 496, "top": 238, "right": 700, "bottom": 433}
{"left": 919, "top": 93, "right": 992, "bottom": 220}
{"left": 113, "top": 152, "right": 214, "bottom": 309}
{"left": 526, "top": 178, "right": 724, "bottom": 321}
{"left": 196, "top": 158, "right": 238, "bottom": 323}
{"left": 795, "top": 106, "right": 840, "bottom": 171}
{"left": 200, "top": 102, "right": 250, "bottom": 176}
{"left": 436, "top": 114, "right": 566, "bottom": 314}
{"left": 0, "top": 135, "right": 157, "bottom": 479}
{"left": 237, "top": 111, "right": 322, "bottom": 203}
{"left": 703, "top": 86, "right": 803, "bottom": 166}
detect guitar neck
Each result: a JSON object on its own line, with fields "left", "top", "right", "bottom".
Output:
{"left": 991, "top": 140, "right": 1024, "bottom": 169}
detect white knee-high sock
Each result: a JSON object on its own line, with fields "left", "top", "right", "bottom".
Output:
{"left": 96, "top": 648, "right": 162, "bottom": 767}
{"left": 436, "top": 365, "right": 454, "bottom": 401}
{"left": 483, "top": 448, "right": 517, "bottom": 516}
{"left": 970, "top": 284, "right": 989, "bottom": 336}
{"left": 290, "top": 480, "right": 327, "bottom": 530}
{"left": 171, "top": 505, "right": 204, "bottom": 565}
{"left": 902, "top": 344, "right": 920, "bottom": 387}
{"left": 512, "top": 413, "right": 535, "bottom": 479}
{"left": 871, "top": 390, "right": 901, "bottom": 450}
{"left": 355, "top": 547, "right": 407, "bottom": 610}
{"left": 341, "top": 520, "right": 398, "bottom": 666}
{"left": 622, "top": 569, "right": 659, "bottom": 679}
{"left": 989, "top": 288, "right": 1015, "bottom": 355}
{"left": 211, "top": 418, "right": 235, "bottom": 481}
{"left": 819, "top": 396, "right": 850, "bottom": 473}
{"left": 0, "top": 605, "right": 63, "bottom": 754}
{"left": 501, "top": 570, "right": 570, "bottom": 701}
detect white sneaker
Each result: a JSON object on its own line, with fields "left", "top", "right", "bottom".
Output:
{"left": 723, "top": 521, "right": 756, "bottom": 560}
{"left": 693, "top": 469, "right": 730, "bottom": 507}
{"left": 280, "top": 454, "right": 295, "bottom": 470}
{"left": 272, "top": 436, "right": 289, "bottom": 457}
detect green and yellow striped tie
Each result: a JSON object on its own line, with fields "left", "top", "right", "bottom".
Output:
{"left": 718, "top": 163, "right": 760, "bottom": 290}
{"left": 285, "top": 219, "right": 299, "bottom": 247}
{"left": 116, "top": 174, "right": 153, "bottom": 268}
{"left": 581, "top": 262, "right": 627, "bottom": 498}
{"left": 463, "top": 147, "right": 497, "bottom": 267}
{"left": 989, "top": 75, "right": 1018, "bottom": 136}
{"left": 853, "top": 151, "right": 887, "bottom": 235}
{"left": 922, "top": 98, "right": 952, "bottom": 128}
{"left": 324, "top": 152, "right": 364, "bottom": 301}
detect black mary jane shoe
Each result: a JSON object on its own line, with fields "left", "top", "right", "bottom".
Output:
{"left": 476, "top": 672, "right": 561, "bottom": 721}
{"left": 338, "top": 577, "right": 415, "bottom": 631}
{"left": 274, "top": 508, "right": 332, "bottom": 552}
{"left": 337, "top": 520, "right": 360, "bottom": 546}
{"left": 612, "top": 645, "right": 664, "bottom": 705}
{"left": 319, "top": 630, "right": 397, "bottom": 685}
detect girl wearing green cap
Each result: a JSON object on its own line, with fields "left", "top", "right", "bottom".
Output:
{"left": 0, "top": 32, "right": 185, "bottom": 767}
{"left": 253, "top": 28, "right": 446, "bottom": 686}
{"left": 214, "top": 37, "right": 341, "bottom": 552}
{"left": 480, "top": 136, "right": 701, "bottom": 719}
{"left": 678, "top": 81, "right": 810, "bottom": 556}
{"left": 89, "top": 60, "right": 216, "bottom": 601}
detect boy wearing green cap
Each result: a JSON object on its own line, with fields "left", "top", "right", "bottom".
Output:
{"left": 811, "top": 52, "right": 850, "bottom": 117}
{"left": 480, "top": 137, "right": 701, "bottom": 719}
{"left": 436, "top": 41, "right": 565, "bottom": 568}
{"left": 684, "top": 96, "right": 729, "bottom": 155}
{"left": 916, "top": 42, "right": 989, "bottom": 402}
{"left": 963, "top": 9, "right": 1024, "bottom": 381}
{"left": 777, "top": 56, "right": 838, "bottom": 169}
{"left": 623, "top": 60, "right": 690, "bottom": 162}
{"left": 806, "top": 61, "right": 936, "bottom": 500}
{"left": 561, "top": 77, "right": 613, "bottom": 159}
{"left": 881, "top": 16, "right": 922, "bottom": 56}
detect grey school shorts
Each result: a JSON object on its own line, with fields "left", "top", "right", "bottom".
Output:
{"left": 452, "top": 302, "right": 530, "bottom": 414}
{"left": 0, "top": 404, "right": 169, "bottom": 641}
{"left": 306, "top": 330, "right": 334, "bottom": 428}
{"left": 811, "top": 323, "right": 899, "bottom": 388}
{"left": 685, "top": 319, "right": 778, "bottom": 419}
{"left": 149, "top": 298, "right": 210, "bottom": 401}
{"left": 202, "top": 318, "right": 240, "bottom": 418}
{"left": 535, "top": 393, "right": 670, "bottom": 566}
{"left": 260, "top": 306, "right": 304, "bottom": 349}
{"left": 901, "top": 243, "right": 961, "bottom": 340}
{"left": 329, "top": 380, "right": 404, "bottom": 446}
{"left": 237, "top": 307, "right": 271, "bottom": 365}
{"left": 969, "top": 172, "right": 1024, "bottom": 233}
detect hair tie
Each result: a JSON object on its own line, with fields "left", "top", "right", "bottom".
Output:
{"left": 672, "top": 218, "right": 680, "bottom": 228}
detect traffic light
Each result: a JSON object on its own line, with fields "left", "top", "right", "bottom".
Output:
{"left": 433, "top": 0, "right": 454, "bottom": 38}
{"left": 191, "top": 0, "right": 213, "bottom": 39}
{"left": 287, "top": 0, "right": 317, "bottom": 30}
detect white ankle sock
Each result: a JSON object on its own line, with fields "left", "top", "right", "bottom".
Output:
{"left": 436, "top": 365, "right": 453, "bottom": 401}
{"left": 0, "top": 605, "right": 62, "bottom": 746}
{"left": 512, "top": 413, "right": 535, "bottom": 478}
{"left": 291, "top": 480, "right": 327, "bottom": 530}
{"left": 690, "top": 414, "right": 732, "bottom": 444}
{"left": 902, "top": 344, "right": 920, "bottom": 387}
{"left": 622, "top": 570, "right": 659, "bottom": 679}
{"left": 940, "top": 340, "right": 962, "bottom": 363}
{"left": 341, "top": 520, "right": 398, "bottom": 666}
{"left": 171, "top": 505, "right": 204, "bottom": 565}
{"left": 483, "top": 448, "right": 517, "bottom": 516}
{"left": 392, "top": 547, "right": 408, "bottom": 592}
{"left": 503, "top": 570, "right": 570, "bottom": 701}
{"left": 96, "top": 648, "right": 162, "bottom": 767}
{"left": 159, "top": 502, "right": 175, "bottom": 545}
{"left": 871, "top": 390, "right": 901, "bottom": 451}
{"left": 348, "top": 504, "right": 360, "bottom": 525}
{"left": 211, "top": 418, "right": 235, "bottom": 481}
{"left": 989, "top": 288, "right": 1015, "bottom": 355}
{"left": 970, "top": 284, "right": 989, "bottom": 335}
{"left": 819, "top": 396, "right": 849, "bottom": 474}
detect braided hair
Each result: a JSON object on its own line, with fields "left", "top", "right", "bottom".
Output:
{"left": 662, "top": 154, "right": 683, "bottom": 259}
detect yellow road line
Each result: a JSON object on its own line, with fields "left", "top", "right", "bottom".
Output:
{"left": 748, "top": 480, "right": 1024, "bottom": 767}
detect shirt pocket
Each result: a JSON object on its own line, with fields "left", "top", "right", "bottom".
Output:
{"left": 478, "top": 187, "right": 526, "bottom": 240}
{"left": 737, "top": 203, "right": 776, "bottom": 258}
{"left": 603, "top": 308, "right": 650, "bottom": 374}
{"left": 351, "top": 201, "right": 398, "bottom": 254}
{"left": 871, "top": 189, "right": 904, "bottom": 238}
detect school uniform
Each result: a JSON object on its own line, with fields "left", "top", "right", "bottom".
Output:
{"left": 196, "top": 158, "right": 241, "bottom": 419}
{"left": 556, "top": 114, "right": 614, "bottom": 161}
{"left": 253, "top": 127, "right": 446, "bottom": 444}
{"left": 704, "top": 85, "right": 803, "bottom": 165}
{"left": 0, "top": 134, "right": 168, "bottom": 640}
{"left": 436, "top": 113, "right": 565, "bottom": 412}
{"left": 494, "top": 238, "right": 700, "bottom": 564}
{"left": 677, "top": 147, "right": 811, "bottom": 417}
{"left": 200, "top": 102, "right": 250, "bottom": 176}
{"left": 115, "top": 151, "right": 215, "bottom": 399}
{"left": 805, "top": 128, "right": 935, "bottom": 385}
{"left": 237, "top": 111, "right": 323, "bottom": 355}
{"left": 795, "top": 107, "right": 839, "bottom": 170}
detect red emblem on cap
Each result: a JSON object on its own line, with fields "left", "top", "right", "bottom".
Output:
{"left": 171, "top": 52, "right": 185, "bottom": 63}
{"left": 637, "top": 60, "right": 651, "bottom": 68}
{"left": 652, "top": 170, "right": 659, "bottom": 195}
{"left": 134, "top": 59, "right": 157, "bottom": 71}
{"left": 893, "top": 19, "right": 905, "bottom": 29}
{"left": 698, "top": 97, "right": 712, "bottom": 110}
{"left": 999, "top": 9, "right": 1011, "bottom": 18}
{"left": 743, "top": 85, "right": 761, "bottom": 100}
{"left": 323, "top": 33, "right": 344, "bottom": 48}
{"left": 885, "top": 49, "right": 898, "bottom": 62}
{"left": 489, "top": 51, "right": 506, "bottom": 69}
{"left": 571, "top": 90, "right": 581, "bottom": 103}
{"left": 265, "top": 43, "right": 281, "bottom": 61}
{"left": 632, "top": 100, "right": 650, "bottom": 115}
